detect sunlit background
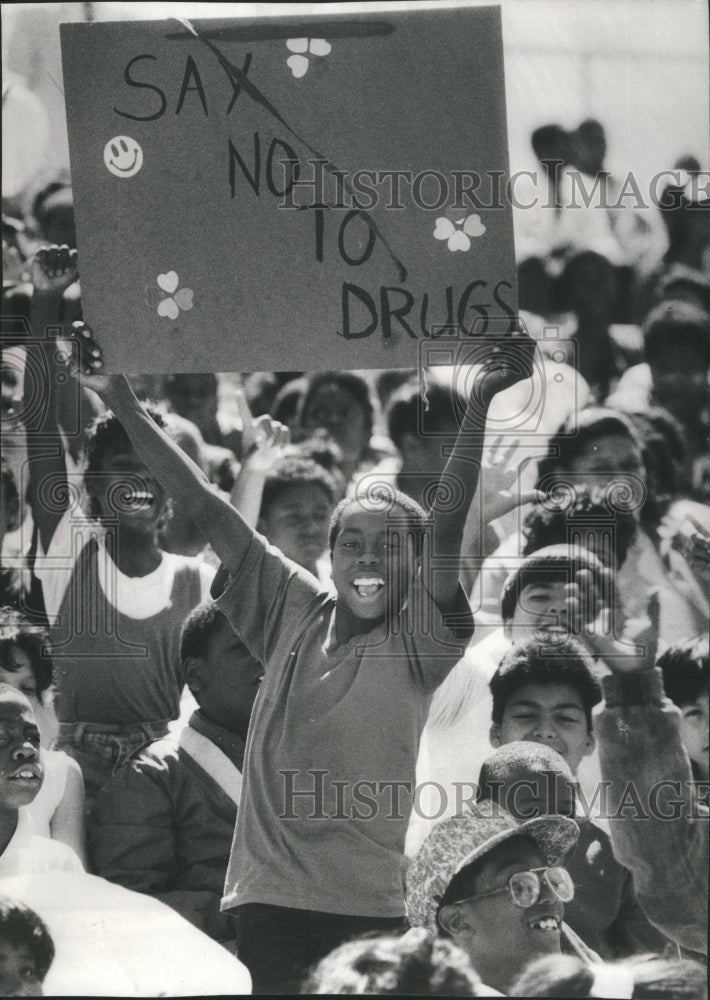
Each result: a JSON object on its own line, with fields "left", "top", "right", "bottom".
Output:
{"left": 3, "top": 0, "right": 709, "bottom": 202}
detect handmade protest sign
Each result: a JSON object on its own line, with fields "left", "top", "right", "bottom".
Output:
{"left": 61, "top": 6, "right": 516, "bottom": 373}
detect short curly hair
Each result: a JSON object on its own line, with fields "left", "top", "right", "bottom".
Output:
{"left": 490, "top": 636, "right": 602, "bottom": 730}
{"left": 0, "top": 608, "right": 52, "bottom": 703}
{"left": 84, "top": 406, "right": 166, "bottom": 520}
{"left": 657, "top": 635, "right": 709, "bottom": 708}
{"left": 0, "top": 895, "right": 55, "bottom": 981}
{"left": 521, "top": 489, "right": 638, "bottom": 568}
{"left": 304, "top": 928, "right": 482, "bottom": 996}
{"left": 328, "top": 489, "right": 429, "bottom": 557}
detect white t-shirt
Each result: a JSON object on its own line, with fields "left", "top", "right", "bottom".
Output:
{"left": 35, "top": 507, "right": 214, "bottom": 624}
{"left": 0, "top": 809, "right": 83, "bottom": 878}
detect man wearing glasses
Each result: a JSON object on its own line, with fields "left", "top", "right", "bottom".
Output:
{"left": 406, "top": 799, "right": 594, "bottom": 995}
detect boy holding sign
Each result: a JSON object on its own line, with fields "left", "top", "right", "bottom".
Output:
{"left": 74, "top": 324, "right": 535, "bottom": 993}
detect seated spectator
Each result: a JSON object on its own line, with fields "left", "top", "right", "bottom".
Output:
{"left": 0, "top": 609, "right": 86, "bottom": 867}
{"left": 386, "top": 379, "right": 464, "bottom": 509}
{"left": 257, "top": 454, "right": 339, "bottom": 582}
{"left": 478, "top": 741, "right": 667, "bottom": 958}
{"left": 512, "top": 952, "right": 707, "bottom": 999}
{"left": 304, "top": 927, "right": 486, "bottom": 996}
{"left": 608, "top": 300, "right": 710, "bottom": 499}
{"left": 405, "top": 799, "right": 583, "bottom": 994}
{"left": 0, "top": 686, "right": 82, "bottom": 877}
{"left": 520, "top": 489, "right": 638, "bottom": 572}
{"left": 294, "top": 370, "right": 398, "bottom": 491}
{"left": 162, "top": 373, "right": 243, "bottom": 457}
{"left": 657, "top": 636, "right": 709, "bottom": 786}
{"left": 555, "top": 251, "right": 623, "bottom": 400}
{"left": 89, "top": 602, "right": 262, "bottom": 943}
{"left": 0, "top": 894, "right": 55, "bottom": 997}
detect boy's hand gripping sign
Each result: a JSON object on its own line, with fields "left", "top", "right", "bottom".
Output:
{"left": 61, "top": 6, "right": 516, "bottom": 373}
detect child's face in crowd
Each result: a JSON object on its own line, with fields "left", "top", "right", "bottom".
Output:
{"left": 165, "top": 375, "right": 218, "bottom": 432}
{"left": 504, "top": 581, "right": 572, "bottom": 641}
{"left": 678, "top": 691, "right": 709, "bottom": 780}
{"left": 0, "top": 698, "right": 43, "bottom": 810}
{"left": 0, "top": 648, "right": 38, "bottom": 704}
{"left": 302, "top": 384, "right": 369, "bottom": 468}
{"left": 331, "top": 503, "right": 416, "bottom": 624}
{"left": 445, "top": 837, "right": 563, "bottom": 985}
{"left": 491, "top": 683, "right": 595, "bottom": 774}
{"left": 649, "top": 342, "right": 709, "bottom": 422}
{"left": 567, "top": 433, "right": 644, "bottom": 488}
{"left": 259, "top": 483, "right": 332, "bottom": 571}
{"left": 92, "top": 448, "right": 167, "bottom": 532}
{"left": 0, "top": 939, "right": 43, "bottom": 996}
{"left": 191, "top": 617, "right": 263, "bottom": 734}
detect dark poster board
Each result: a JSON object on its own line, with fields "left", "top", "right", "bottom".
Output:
{"left": 61, "top": 6, "right": 516, "bottom": 373}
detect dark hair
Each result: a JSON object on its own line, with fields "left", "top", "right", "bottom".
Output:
{"left": 1, "top": 459, "right": 20, "bottom": 534}
{"left": 0, "top": 608, "right": 52, "bottom": 702}
{"left": 521, "top": 491, "right": 637, "bottom": 568}
{"left": 0, "top": 895, "right": 55, "bottom": 981}
{"left": 500, "top": 545, "right": 613, "bottom": 624}
{"left": 386, "top": 380, "right": 462, "bottom": 451}
{"left": 478, "top": 741, "right": 572, "bottom": 803}
{"left": 655, "top": 266, "right": 710, "bottom": 314}
{"left": 328, "top": 490, "right": 429, "bottom": 557}
{"left": 84, "top": 406, "right": 166, "bottom": 519}
{"left": 297, "top": 371, "right": 378, "bottom": 443}
{"left": 270, "top": 376, "right": 307, "bottom": 428}
{"left": 512, "top": 954, "right": 708, "bottom": 999}
{"left": 643, "top": 300, "right": 710, "bottom": 367}
{"left": 304, "top": 928, "right": 482, "bottom": 995}
{"left": 261, "top": 455, "right": 338, "bottom": 520}
{"left": 179, "top": 601, "right": 229, "bottom": 663}
{"left": 625, "top": 409, "right": 692, "bottom": 530}
{"left": 490, "top": 636, "right": 602, "bottom": 729}
{"left": 657, "top": 635, "right": 709, "bottom": 708}
{"left": 535, "top": 408, "right": 643, "bottom": 491}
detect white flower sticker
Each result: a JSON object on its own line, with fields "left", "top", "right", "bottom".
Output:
{"left": 286, "top": 37, "right": 332, "bottom": 78}
{"left": 433, "top": 213, "right": 486, "bottom": 252}
{"left": 156, "top": 271, "right": 194, "bottom": 319}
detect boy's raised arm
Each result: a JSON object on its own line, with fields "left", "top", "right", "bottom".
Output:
{"left": 430, "top": 329, "right": 536, "bottom": 617}
{"left": 80, "top": 357, "right": 255, "bottom": 577}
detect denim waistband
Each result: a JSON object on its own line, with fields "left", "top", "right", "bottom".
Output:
{"left": 58, "top": 720, "right": 169, "bottom": 739}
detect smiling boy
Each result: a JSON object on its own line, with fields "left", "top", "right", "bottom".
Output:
{"left": 406, "top": 799, "right": 580, "bottom": 995}
{"left": 489, "top": 636, "right": 601, "bottom": 775}
{"left": 78, "top": 324, "right": 536, "bottom": 992}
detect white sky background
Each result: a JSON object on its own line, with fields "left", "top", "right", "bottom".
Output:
{"left": 3, "top": 0, "right": 709, "bottom": 201}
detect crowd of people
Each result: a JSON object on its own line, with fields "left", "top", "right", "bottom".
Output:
{"left": 1, "top": 106, "right": 709, "bottom": 997}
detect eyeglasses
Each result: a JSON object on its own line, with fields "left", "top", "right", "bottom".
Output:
{"left": 456, "top": 866, "right": 574, "bottom": 909}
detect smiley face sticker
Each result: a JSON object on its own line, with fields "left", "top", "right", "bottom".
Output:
{"left": 104, "top": 136, "right": 143, "bottom": 178}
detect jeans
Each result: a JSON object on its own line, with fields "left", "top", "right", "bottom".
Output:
{"left": 57, "top": 719, "right": 169, "bottom": 809}
{"left": 233, "top": 902, "right": 407, "bottom": 995}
